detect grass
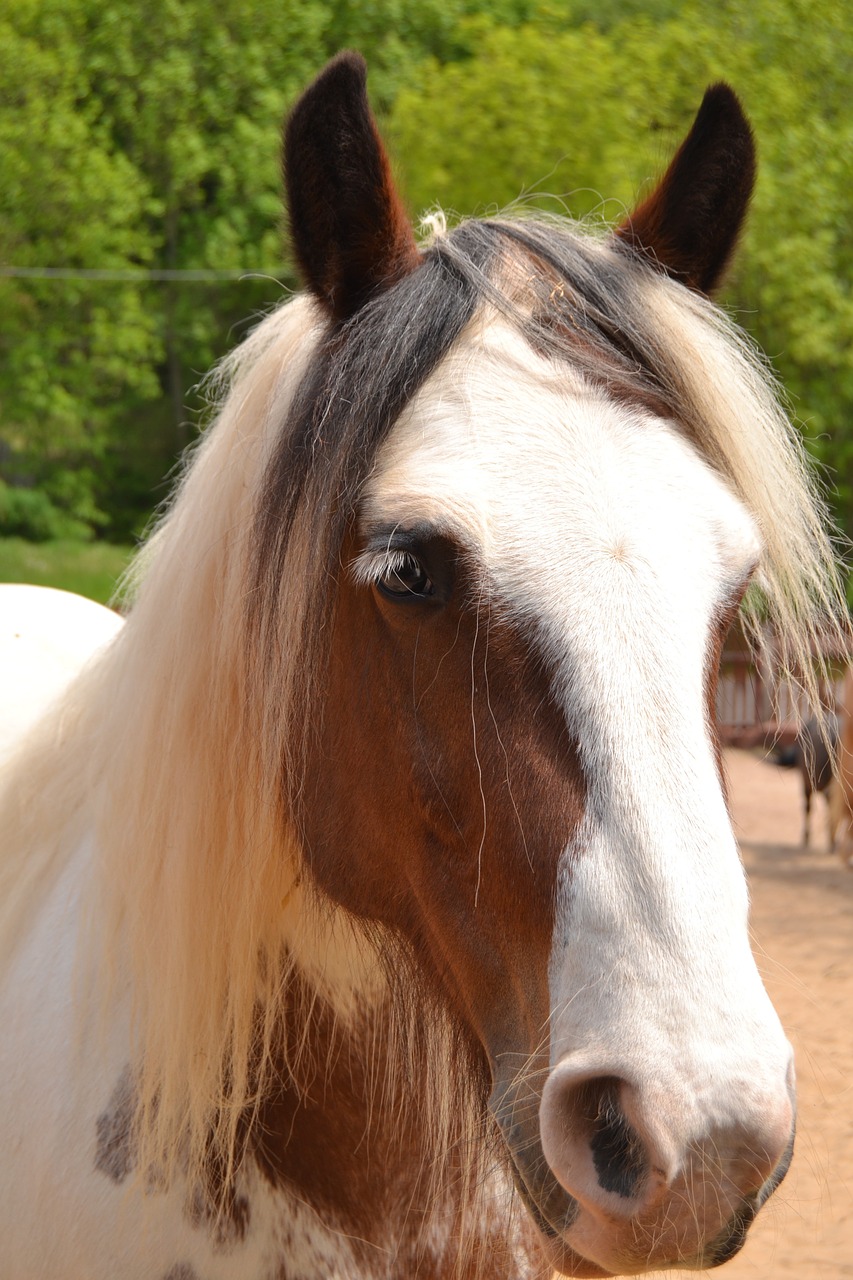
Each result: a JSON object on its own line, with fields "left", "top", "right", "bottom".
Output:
{"left": 0, "top": 537, "right": 135, "bottom": 606}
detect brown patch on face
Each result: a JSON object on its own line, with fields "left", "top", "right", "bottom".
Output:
{"left": 299, "top": 527, "right": 586, "bottom": 1067}
{"left": 250, "top": 526, "right": 586, "bottom": 1264}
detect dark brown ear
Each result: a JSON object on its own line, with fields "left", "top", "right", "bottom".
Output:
{"left": 615, "top": 84, "right": 756, "bottom": 295}
{"left": 283, "top": 51, "right": 420, "bottom": 323}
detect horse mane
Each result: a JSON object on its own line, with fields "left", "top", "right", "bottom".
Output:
{"left": 0, "top": 211, "right": 846, "bottom": 1204}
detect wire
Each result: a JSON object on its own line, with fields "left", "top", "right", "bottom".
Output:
{"left": 0, "top": 266, "right": 287, "bottom": 282}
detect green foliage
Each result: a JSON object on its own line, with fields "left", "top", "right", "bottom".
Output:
{"left": 1, "top": 0, "right": 531, "bottom": 537}
{"left": 0, "top": 8, "right": 161, "bottom": 532}
{"left": 0, "top": 481, "right": 94, "bottom": 542}
{"left": 1, "top": 0, "right": 852, "bottom": 546}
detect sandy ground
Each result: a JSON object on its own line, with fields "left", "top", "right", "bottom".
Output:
{"left": 694, "top": 749, "right": 853, "bottom": 1279}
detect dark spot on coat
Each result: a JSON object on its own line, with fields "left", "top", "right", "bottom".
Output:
{"left": 185, "top": 1175, "right": 251, "bottom": 1249}
{"left": 162, "top": 1265, "right": 199, "bottom": 1280}
{"left": 94, "top": 1065, "right": 136, "bottom": 1184}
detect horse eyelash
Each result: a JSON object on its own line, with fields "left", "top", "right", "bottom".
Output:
{"left": 349, "top": 547, "right": 418, "bottom": 587}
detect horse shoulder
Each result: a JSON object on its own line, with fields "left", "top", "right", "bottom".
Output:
{"left": 0, "top": 839, "right": 298, "bottom": 1279}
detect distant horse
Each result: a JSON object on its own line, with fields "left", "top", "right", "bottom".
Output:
{"left": 1, "top": 52, "right": 847, "bottom": 1279}
{"left": 829, "top": 671, "right": 853, "bottom": 868}
{"left": 791, "top": 715, "right": 839, "bottom": 849}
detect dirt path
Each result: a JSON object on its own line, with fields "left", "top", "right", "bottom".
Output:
{"left": 697, "top": 749, "right": 853, "bottom": 1278}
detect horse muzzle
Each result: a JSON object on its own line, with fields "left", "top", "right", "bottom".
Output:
{"left": 491, "top": 1055, "right": 795, "bottom": 1276}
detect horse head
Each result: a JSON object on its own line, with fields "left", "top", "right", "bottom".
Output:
{"left": 259, "top": 52, "right": 797, "bottom": 1275}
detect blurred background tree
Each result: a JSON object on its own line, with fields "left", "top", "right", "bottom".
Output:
{"left": 1, "top": 0, "right": 850, "bottom": 557}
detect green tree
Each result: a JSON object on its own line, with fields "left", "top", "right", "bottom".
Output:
{"left": 3, "top": 0, "right": 534, "bottom": 536}
{"left": 2, "top": 0, "right": 851, "bottom": 544}
{"left": 0, "top": 11, "right": 159, "bottom": 529}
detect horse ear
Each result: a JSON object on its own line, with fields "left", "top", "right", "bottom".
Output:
{"left": 615, "top": 84, "right": 756, "bottom": 296}
{"left": 283, "top": 51, "right": 420, "bottom": 323}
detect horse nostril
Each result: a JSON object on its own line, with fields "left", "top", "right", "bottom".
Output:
{"left": 540, "top": 1070, "right": 656, "bottom": 1215}
{"left": 585, "top": 1078, "right": 648, "bottom": 1199}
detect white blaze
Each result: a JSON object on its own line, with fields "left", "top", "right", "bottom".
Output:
{"left": 364, "top": 317, "right": 793, "bottom": 1159}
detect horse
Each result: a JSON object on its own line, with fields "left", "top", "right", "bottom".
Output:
{"left": 829, "top": 670, "right": 853, "bottom": 868}
{"left": 0, "top": 51, "right": 847, "bottom": 1279}
{"left": 790, "top": 714, "right": 839, "bottom": 849}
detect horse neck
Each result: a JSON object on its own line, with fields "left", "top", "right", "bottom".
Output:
{"left": 247, "top": 964, "right": 537, "bottom": 1279}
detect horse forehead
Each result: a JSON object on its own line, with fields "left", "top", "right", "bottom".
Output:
{"left": 365, "top": 324, "right": 760, "bottom": 594}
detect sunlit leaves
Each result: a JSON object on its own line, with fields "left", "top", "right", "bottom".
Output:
{"left": 1, "top": 0, "right": 851, "bottom": 542}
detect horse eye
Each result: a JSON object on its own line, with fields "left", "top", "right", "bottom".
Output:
{"left": 376, "top": 554, "right": 434, "bottom": 600}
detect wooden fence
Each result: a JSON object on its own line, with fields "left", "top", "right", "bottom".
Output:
{"left": 716, "top": 625, "right": 847, "bottom": 748}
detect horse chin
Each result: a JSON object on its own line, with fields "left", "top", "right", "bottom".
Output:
{"left": 540, "top": 1237, "right": 617, "bottom": 1279}
{"left": 511, "top": 1157, "right": 756, "bottom": 1278}
{"left": 528, "top": 1201, "right": 690, "bottom": 1279}
{"left": 502, "top": 1127, "right": 771, "bottom": 1278}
